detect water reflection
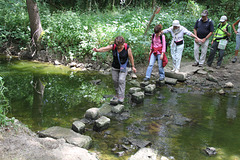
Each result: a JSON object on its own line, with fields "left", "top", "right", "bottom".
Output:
{"left": 32, "top": 75, "right": 45, "bottom": 128}
{"left": 226, "top": 95, "right": 239, "bottom": 119}
{"left": 1, "top": 57, "right": 240, "bottom": 159}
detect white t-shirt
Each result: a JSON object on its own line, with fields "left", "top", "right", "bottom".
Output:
{"left": 237, "top": 21, "right": 240, "bottom": 33}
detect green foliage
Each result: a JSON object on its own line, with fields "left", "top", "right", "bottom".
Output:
{"left": 0, "top": 0, "right": 30, "bottom": 47}
{"left": 0, "top": 0, "right": 237, "bottom": 62}
{"left": 0, "top": 76, "right": 12, "bottom": 127}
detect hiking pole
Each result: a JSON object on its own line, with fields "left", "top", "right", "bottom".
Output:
{"left": 144, "top": 6, "right": 161, "bottom": 36}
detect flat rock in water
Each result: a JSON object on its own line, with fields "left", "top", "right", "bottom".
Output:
{"left": 128, "top": 148, "right": 158, "bottom": 160}
{"left": 38, "top": 126, "right": 92, "bottom": 149}
{"left": 128, "top": 138, "right": 151, "bottom": 148}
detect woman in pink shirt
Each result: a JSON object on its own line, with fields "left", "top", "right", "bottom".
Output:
{"left": 144, "top": 24, "right": 166, "bottom": 81}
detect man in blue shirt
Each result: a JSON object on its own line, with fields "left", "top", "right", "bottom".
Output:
{"left": 192, "top": 10, "right": 214, "bottom": 67}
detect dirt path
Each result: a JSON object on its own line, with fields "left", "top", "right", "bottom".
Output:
{"left": 135, "top": 59, "right": 240, "bottom": 92}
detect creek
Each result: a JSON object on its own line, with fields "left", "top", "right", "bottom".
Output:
{"left": 1, "top": 56, "right": 240, "bottom": 160}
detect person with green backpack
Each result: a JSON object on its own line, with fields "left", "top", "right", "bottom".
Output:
{"left": 93, "top": 36, "right": 136, "bottom": 104}
{"left": 207, "top": 15, "right": 231, "bottom": 69}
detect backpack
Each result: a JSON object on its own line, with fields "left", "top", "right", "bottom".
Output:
{"left": 112, "top": 43, "right": 128, "bottom": 51}
{"left": 151, "top": 34, "right": 168, "bottom": 67}
{"left": 112, "top": 43, "right": 129, "bottom": 72}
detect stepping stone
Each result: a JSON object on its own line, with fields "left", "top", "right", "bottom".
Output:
{"left": 38, "top": 126, "right": 92, "bottom": 149}
{"left": 165, "top": 77, "right": 177, "bottom": 85}
{"left": 93, "top": 116, "right": 110, "bottom": 131}
{"left": 112, "top": 104, "right": 124, "bottom": 114}
{"left": 132, "top": 92, "right": 144, "bottom": 104}
{"left": 72, "top": 121, "right": 85, "bottom": 134}
{"left": 129, "top": 87, "right": 141, "bottom": 94}
{"left": 165, "top": 71, "right": 187, "bottom": 82}
{"left": 85, "top": 108, "right": 99, "bottom": 120}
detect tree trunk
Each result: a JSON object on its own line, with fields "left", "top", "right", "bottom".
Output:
{"left": 112, "top": 0, "right": 115, "bottom": 10}
{"left": 26, "top": 0, "right": 43, "bottom": 45}
{"left": 152, "top": 0, "right": 156, "bottom": 10}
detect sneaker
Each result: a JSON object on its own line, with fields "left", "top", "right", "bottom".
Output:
{"left": 216, "top": 66, "right": 220, "bottom": 69}
{"left": 232, "top": 57, "right": 237, "bottom": 63}
{"left": 192, "top": 62, "right": 199, "bottom": 66}
{"left": 175, "top": 69, "right": 179, "bottom": 73}
{"left": 198, "top": 64, "right": 203, "bottom": 67}
{"left": 171, "top": 69, "right": 175, "bottom": 72}
{"left": 118, "top": 97, "right": 124, "bottom": 104}
{"left": 143, "top": 77, "right": 150, "bottom": 81}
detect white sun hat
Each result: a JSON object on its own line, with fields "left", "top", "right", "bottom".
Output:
{"left": 172, "top": 20, "right": 180, "bottom": 27}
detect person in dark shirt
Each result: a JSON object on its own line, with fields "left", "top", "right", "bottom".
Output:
{"left": 93, "top": 36, "right": 136, "bottom": 104}
{"left": 192, "top": 10, "right": 214, "bottom": 67}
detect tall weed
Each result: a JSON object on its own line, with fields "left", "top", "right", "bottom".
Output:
{"left": 0, "top": 76, "right": 12, "bottom": 127}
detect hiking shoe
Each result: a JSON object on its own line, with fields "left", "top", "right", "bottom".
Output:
{"left": 207, "top": 63, "right": 211, "bottom": 67}
{"left": 198, "top": 64, "right": 203, "bottom": 67}
{"left": 192, "top": 62, "right": 199, "bottom": 66}
{"left": 216, "top": 66, "right": 220, "bottom": 69}
{"left": 143, "top": 77, "right": 150, "bottom": 81}
{"left": 110, "top": 96, "right": 118, "bottom": 105}
{"left": 232, "top": 57, "right": 237, "bottom": 63}
{"left": 118, "top": 97, "right": 124, "bottom": 104}
{"left": 159, "top": 77, "right": 165, "bottom": 81}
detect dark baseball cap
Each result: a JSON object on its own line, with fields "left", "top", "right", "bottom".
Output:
{"left": 201, "top": 10, "right": 208, "bottom": 16}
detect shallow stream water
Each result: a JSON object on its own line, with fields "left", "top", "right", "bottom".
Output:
{"left": 1, "top": 56, "right": 240, "bottom": 160}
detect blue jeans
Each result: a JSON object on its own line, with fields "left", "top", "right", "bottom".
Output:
{"left": 145, "top": 53, "right": 165, "bottom": 79}
{"left": 235, "top": 33, "right": 240, "bottom": 50}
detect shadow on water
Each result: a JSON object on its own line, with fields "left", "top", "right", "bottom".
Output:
{"left": 1, "top": 56, "right": 240, "bottom": 160}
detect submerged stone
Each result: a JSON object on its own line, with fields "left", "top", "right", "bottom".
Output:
{"left": 204, "top": 147, "right": 217, "bottom": 156}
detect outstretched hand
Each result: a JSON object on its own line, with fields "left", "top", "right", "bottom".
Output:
{"left": 93, "top": 48, "right": 98, "bottom": 52}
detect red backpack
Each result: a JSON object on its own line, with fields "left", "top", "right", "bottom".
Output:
{"left": 112, "top": 43, "right": 128, "bottom": 51}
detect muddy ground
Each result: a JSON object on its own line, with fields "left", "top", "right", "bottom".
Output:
{"left": 1, "top": 55, "right": 240, "bottom": 160}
